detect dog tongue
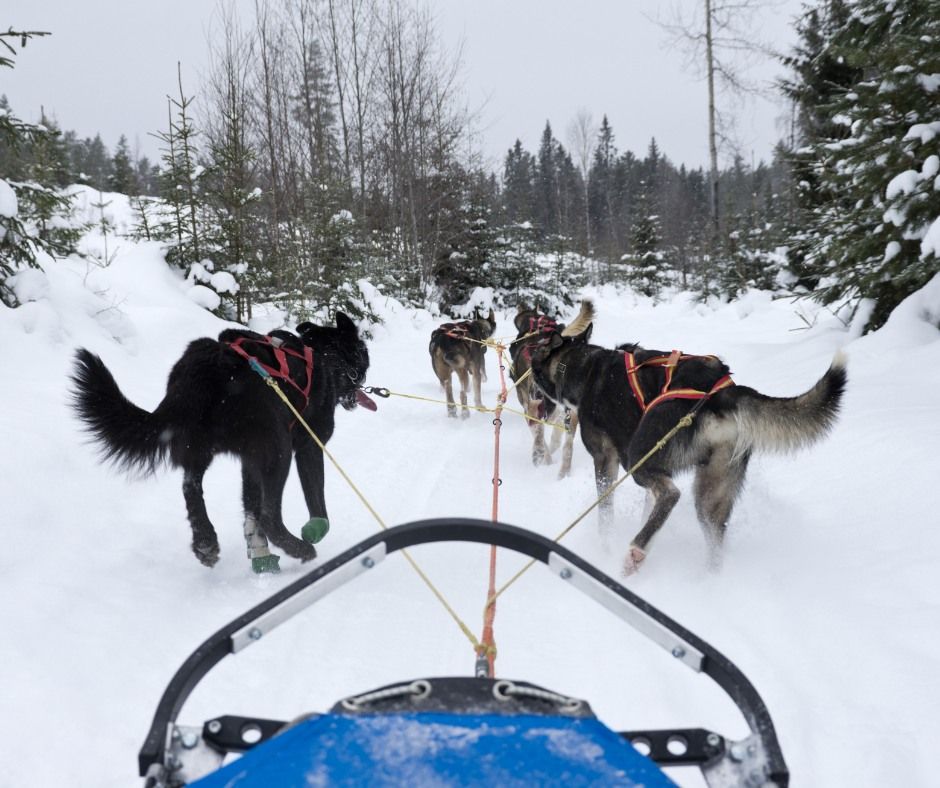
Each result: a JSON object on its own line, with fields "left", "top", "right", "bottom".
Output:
{"left": 356, "top": 389, "right": 378, "bottom": 411}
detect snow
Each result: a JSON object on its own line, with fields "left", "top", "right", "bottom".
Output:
{"left": 0, "top": 177, "right": 18, "bottom": 219}
{"left": 921, "top": 216, "right": 940, "bottom": 259}
{"left": 904, "top": 121, "right": 940, "bottom": 144}
{"left": 2, "top": 236, "right": 940, "bottom": 788}
{"left": 886, "top": 169, "right": 920, "bottom": 200}
{"left": 916, "top": 73, "right": 940, "bottom": 93}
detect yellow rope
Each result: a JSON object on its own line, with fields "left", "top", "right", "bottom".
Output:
{"left": 484, "top": 413, "right": 697, "bottom": 610}
{"left": 381, "top": 379, "right": 568, "bottom": 432}
{"left": 258, "top": 375, "right": 482, "bottom": 651}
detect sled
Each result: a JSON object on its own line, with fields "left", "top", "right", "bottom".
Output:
{"left": 139, "top": 519, "right": 789, "bottom": 787}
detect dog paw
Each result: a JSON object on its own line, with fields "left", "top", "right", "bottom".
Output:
{"left": 284, "top": 539, "right": 317, "bottom": 562}
{"left": 623, "top": 545, "right": 647, "bottom": 576}
{"left": 193, "top": 539, "right": 220, "bottom": 568}
{"left": 460, "top": 409, "right": 470, "bottom": 420}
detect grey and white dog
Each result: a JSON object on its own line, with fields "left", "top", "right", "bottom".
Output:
{"left": 529, "top": 301, "right": 847, "bottom": 574}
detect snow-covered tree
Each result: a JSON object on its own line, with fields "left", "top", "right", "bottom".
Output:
{"left": 0, "top": 30, "right": 81, "bottom": 307}
{"left": 804, "top": 0, "right": 940, "bottom": 329}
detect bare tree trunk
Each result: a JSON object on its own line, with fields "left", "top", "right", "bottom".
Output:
{"left": 327, "top": 0, "right": 353, "bottom": 189}
{"left": 705, "top": 0, "right": 720, "bottom": 247}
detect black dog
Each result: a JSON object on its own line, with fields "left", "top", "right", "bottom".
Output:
{"left": 510, "top": 303, "right": 581, "bottom": 477}
{"left": 429, "top": 309, "right": 496, "bottom": 418}
{"left": 71, "top": 313, "right": 371, "bottom": 571}
{"left": 530, "top": 301, "right": 847, "bottom": 574}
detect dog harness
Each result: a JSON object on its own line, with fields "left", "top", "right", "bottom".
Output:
{"left": 225, "top": 334, "right": 315, "bottom": 411}
{"left": 624, "top": 350, "right": 734, "bottom": 414}
{"left": 438, "top": 321, "right": 474, "bottom": 340}
{"left": 520, "top": 315, "right": 559, "bottom": 365}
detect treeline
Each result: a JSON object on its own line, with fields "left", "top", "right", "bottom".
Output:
{"left": 0, "top": 99, "right": 159, "bottom": 195}
{"left": 3, "top": 0, "right": 938, "bottom": 331}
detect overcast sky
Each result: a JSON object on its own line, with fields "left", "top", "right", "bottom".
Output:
{"left": 4, "top": 0, "right": 803, "bottom": 172}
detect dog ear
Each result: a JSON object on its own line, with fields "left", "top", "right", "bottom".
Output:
{"left": 296, "top": 322, "right": 315, "bottom": 338}
{"left": 549, "top": 332, "right": 565, "bottom": 350}
{"left": 335, "top": 312, "right": 358, "bottom": 336}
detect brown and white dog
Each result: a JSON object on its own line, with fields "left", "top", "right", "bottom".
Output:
{"left": 429, "top": 309, "right": 496, "bottom": 418}
{"left": 509, "top": 304, "right": 583, "bottom": 477}
{"left": 529, "top": 300, "right": 847, "bottom": 574}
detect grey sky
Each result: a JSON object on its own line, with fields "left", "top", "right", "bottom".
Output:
{"left": 4, "top": 0, "right": 803, "bottom": 172}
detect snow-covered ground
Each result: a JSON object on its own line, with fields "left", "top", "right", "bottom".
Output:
{"left": 2, "top": 207, "right": 939, "bottom": 786}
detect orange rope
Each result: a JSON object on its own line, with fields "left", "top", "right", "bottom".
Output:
{"left": 478, "top": 341, "right": 508, "bottom": 677}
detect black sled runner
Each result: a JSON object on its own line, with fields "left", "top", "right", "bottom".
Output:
{"left": 139, "top": 519, "right": 788, "bottom": 787}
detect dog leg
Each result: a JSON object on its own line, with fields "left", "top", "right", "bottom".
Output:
{"left": 443, "top": 376, "right": 457, "bottom": 418}
{"left": 626, "top": 468, "right": 680, "bottom": 575}
{"left": 294, "top": 440, "right": 328, "bottom": 520}
{"left": 557, "top": 410, "right": 579, "bottom": 479}
{"left": 182, "top": 459, "right": 220, "bottom": 567}
{"left": 456, "top": 368, "right": 471, "bottom": 419}
{"left": 472, "top": 365, "right": 484, "bottom": 409}
{"left": 242, "top": 465, "right": 280, "bottom": 572}
{"left": 694, "top": 448, "right": 750, "bottom": 570}
{"left": 592, "top": 446, "right": 620, "bottom": 530}
{"left": 258, "top": 453, "right": 317, "bottom": 563}
{"left": 528, "top": 399, "right": 549, "bottom": 465}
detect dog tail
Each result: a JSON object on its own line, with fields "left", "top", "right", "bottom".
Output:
{"left": 729, "top": 351, "right": 847, "bottom": 457}
{"left": 561, "top": 300, "right": 594, "bottom": 337}
{"left": 71, "top": 349, "right": 169, "bottom": 475}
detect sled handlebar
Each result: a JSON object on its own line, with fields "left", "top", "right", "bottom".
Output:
{"left": 139, "top": 518, "right": 787, "bottom": 786}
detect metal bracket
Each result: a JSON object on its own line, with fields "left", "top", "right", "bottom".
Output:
{"left": 548, "top": 552, "right": 704, "bottom": 671}
{"left": 230, "top": 543, "right": 386, "bottom": 652}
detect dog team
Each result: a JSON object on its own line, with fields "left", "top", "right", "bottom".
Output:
{"left": 71, "top": 300, "right": 845, "bottom": 576}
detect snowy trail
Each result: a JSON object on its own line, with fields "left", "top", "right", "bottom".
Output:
{"left": 2, "top": 244, "right": 939, "bottom": 786}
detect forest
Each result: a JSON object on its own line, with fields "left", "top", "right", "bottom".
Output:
{"left": 2, "top": 0, "right": 938, "bottom": 333}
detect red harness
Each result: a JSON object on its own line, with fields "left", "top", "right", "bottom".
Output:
{"left": 624, "top": 350, "right": 734, "bottom": 414}
{"left": 438, "top": 321, "right": 474, "bottom": 340}
{"left": 225, "top": 334, "right": 315, "bottom": 411}
{"left": 520, "top": 315, "right": 558, "bottom": 364}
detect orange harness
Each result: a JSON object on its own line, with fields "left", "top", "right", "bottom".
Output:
{"left": 439, "top": 321, "right": 473, "bottom": 340}
{"left": 624, "top": 350, "right": 734, "bottom": 414}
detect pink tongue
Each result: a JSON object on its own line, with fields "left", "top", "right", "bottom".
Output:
{"left": 356, "top": 389, "right": 378, "bottom": 411}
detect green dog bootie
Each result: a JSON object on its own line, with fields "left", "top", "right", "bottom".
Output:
{"left": 251, "top": 554, "right": 281, "bottom": 574}
{"left": 301, "top": 517, "right": 330, "bottom": 544}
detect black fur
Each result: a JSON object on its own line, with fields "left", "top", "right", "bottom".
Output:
{"left": 70, "top": 313, "right": 369, "bottom": 568}
{"left": 428, "top": 309, "right": 496, "bottom": 418}
{"left": 530, "top": 318, "right": 847, "bottom": 573}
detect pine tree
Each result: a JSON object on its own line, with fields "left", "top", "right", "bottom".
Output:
{"left": 780, "top": 0, "right": 859, "bottom": 288}
{"left": 0, "top": 29, "right": 80, "bottom": 307}
{"left": 805, "top": 0, "right": 940, "bottom": 330}
{"left": 622, "top": 180, "right": 667, "bottom": 297}
{"left": 588, "top": 116, "right": 622, "bottom": 268}
{"left": 534, "top": 121, "right": 559, "bottom": 237}
{"left": 109, "top": 134, "right": 138, "bottom": 194}
{"left": 502, "top": 140, "right": 535, "bottom": 224}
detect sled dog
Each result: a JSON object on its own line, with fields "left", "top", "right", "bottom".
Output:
{"left": 429, "top": 308, "right": 496, "bottom": 418}
{"left": 510, "top": 303, "right": 582, "bottom": 477}
{"left": 71, "top": 314, "right": 371, "bottom": 569}
{"left": 529, "top": 300, "right": 846, "bottom": 573}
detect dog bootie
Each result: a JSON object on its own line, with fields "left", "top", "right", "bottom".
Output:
{"left": 301, "top": 517, "right": 330, "bottom": 544}
{"left": 251, "top": 554, "right": 281, "bottom": 574}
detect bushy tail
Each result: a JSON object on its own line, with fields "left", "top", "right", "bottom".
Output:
{"left": 70, "top": 349, "right": 169, "bottom": 474}
{"left": 731, "top": 351, "right": 847, "bottom": 456}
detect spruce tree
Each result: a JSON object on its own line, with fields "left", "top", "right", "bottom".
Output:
{"left": 622, "top": 181, "right": 667, "bottom": 297}
{"left": 805, "top": 0, "right": 940, "bottom": 329}
{"left": 0, "top": 29, "right": 80, "bottom": 307}
{"left": 780, "top": 0, "right": 859, "bottom": 288}
{"left": 109, "top": 134, "right": 138, "bottom": 194}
